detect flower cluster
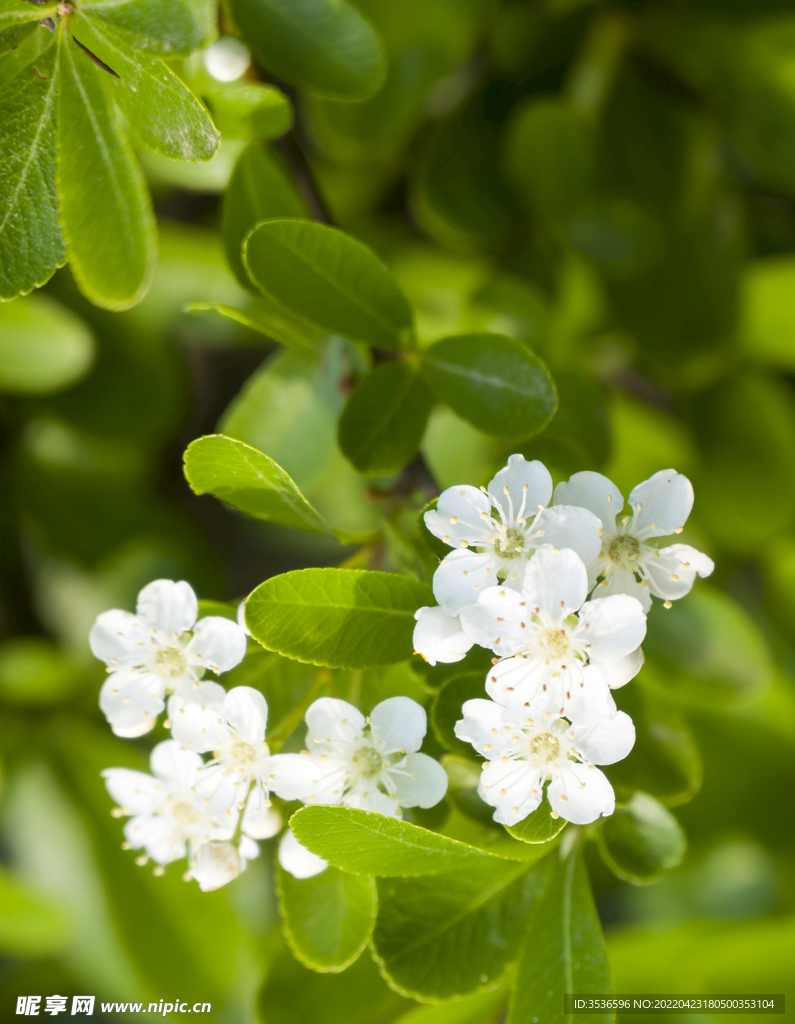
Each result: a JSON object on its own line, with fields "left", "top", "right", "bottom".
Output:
{"left": 93, "top": 581, "right": 446, "bottom": 889}
{"left": 414, "top": 458, "right": 713, "bottom": 828}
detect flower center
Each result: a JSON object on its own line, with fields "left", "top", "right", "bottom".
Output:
{"left": 493, "top": 527, "right": 526, "bottom": 559}
{"left": 352, "top": 744, "right": 385, "bottom": 779}
{"left": 155, "top": 646, "right": 187, "bottom": 678}
{"left": 538, "top": 628, "right": 570, "bottom": 660}
{"left": 529, "top": 733, "right": 560, "bottom": 764}
{"left": 171, "top": 801, "right": 202, "bottom": 824}
{"left": 230, "top": 740, "right": 258, "bottom": 764}
{"left": 608, "top": 534, "right": 641, "bottom": 568}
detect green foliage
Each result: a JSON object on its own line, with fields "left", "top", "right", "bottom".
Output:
{"left": 507, "top": 796, "right": 569, "bottom": 846}
{"left": 597, "top": 792, "right": 686, "bottom": 886}
{"left": 0, "top": 638, "right": 81, "bottom": 706}
{"left": 0, "top": 867, "right": 69, "bottom": 956}
{"left": 278, "top": 865, "right": 377, "bottom": 972}
{"left": 80, "top": 0, "right": 217, "bottom": 57}
{"left": 431, "top": 672, "right": 487, "bottom": 756}
{"left": 0, "top": 294, "right": 94, "bottom": 393}
{"left": 245, "top": 569, "right": 431, "bottom": 668}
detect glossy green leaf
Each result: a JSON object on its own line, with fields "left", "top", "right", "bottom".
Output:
{"left": 185, "top": 299, "right": 321, "bottom": 349}
{"left": 0, "top": 18, "right": 36, "bottom": 58}
{"left": 431, "top": 671, "right": 488, "bottom": 756}
{"left": 73, "top": 14, "right": 219, "bottom": 162}
{"left": 0, "top": 866, "right": 70, "bottom": 957}
{"left": 229, "top": 0, "right": 386, "bottom": 101}
{"left": 57, "top": 29, "right": 156, "bottom": 309}
{"left": 0, "top": 1, "right": 57, "bottom": 29}
{"left": 597, "top": 792, "right": 686, "bottom": 885}
{"left": 80, "top": 0, "right": 216, "bottom": 57}
{"left": 245, "top": 568, "right": 432, "bottom": 668}
{"left": 506, "top": 793, "right": 568, "bottom": 845}
{"left": 338, "top": 360, "right": 434, "bottom": 476}
{"left": 372, "top": 858, "right": 541, "bottom": 1000}
{"left": 278, "top": 865, "right": 376, "bottom": 972}
{"left": 422, "top": 333, "right": 557, "bottom": 439}
{"left": 222, "top": 142, "right": 307, "bottom": 290}
{"left": 507, "top": 849, "right": 612, "bottom": 1024}
{"left": 504, "top": 97, "right": 596, "bottom": 220}
{"left": 0, "top": 36, "right": 63, "bottom": 301}
{"left": 290, "top": 805, "right": 500, "bottom": 876}
{"left": 0, "top": 293, "right": 94, "bottom": 393}
{"left": 203, "top": 80, "right": 292, "bottom": 140}
{"left": 184, "top": 434, "right": 331, "bottom": 535}
{"left": 243, "top": 220, "right": 415, "bottom": 350}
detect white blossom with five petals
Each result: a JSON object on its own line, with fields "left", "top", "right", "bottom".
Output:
{"left": 424, "top": 455, "right": 603, "bottom": 615}
{"left": 553, "top": 469, "right": 714, "bottom": 612}
{"left": 90, "top": 580, "right": 247, "bottom": 738}
{"left": 460, "top": 546, "right": 647, "bottom": 722}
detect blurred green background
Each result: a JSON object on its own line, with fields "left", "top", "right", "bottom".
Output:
{"left": 1, "top": 0, "right": 795, "bottom": 1020}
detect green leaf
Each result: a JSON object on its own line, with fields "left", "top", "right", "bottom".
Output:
{"left": 338, "top": 360, "right": 434, "bottom": 476}
{"left": 431, "top": 671, "right": 488, "bottom": 756}
{"left": 80, "top": 0, "right": 216, "bottom": 57}
{"left": 202, "top": 80, "right": 292, "bottom": 140}
{"left": 290, "top": 805, "right": 501, "bottom": 876}
{"left": 243, "top": 219, "right": 415, "bottom": 350}
{"left": 506, "top": 793, "right": 568, "bottom": 845}
{"left": 421, "top": 333, "right": 557, "bottom": 439}
{"left": 0, "top": 19, "right": 36, "bottom": 57}
{"left": 229, "top": 0, "right": 386, "bottom": 102}
{"left": 504, "top": 97, "right": 596, "bottom": 221}
{"left": 278, "top": 864, "right": 376, "bottom": 972}
{"left": 185, "top": 299, "right": 320, "bottom": 349}
{"left": 221, "top": 142, "right": 307, "bottom": 290}
{"left": 183, "top": 434, "right": 331, "bottom": 535}
{"left": 372, "top": 858, "right": 541, "bottom": 1000}
{"left": 391, "top": 986, "right": 508, "bottom": 1024}
{"left": 73, "top": 14, "right": 219, "bottom": 162}
{"left": 57, "top": 28, "right": 156, "bottom": 309}
{"left": 0, "top": 36, "right": 64, "bottom": 301}
{"left": 245, "top": 568, "right": 432, "bottom": 668}
{"left": 597, "top": 792, "right": 686, "bottom": 886}
{"left": 507, "top": 848, "right": 612, "bottom": 1024}
{"left": 0, "top": 866, "right": 69, "bottom": 957}
{"left": 0, "top": 293, "right": 94, "bottom": 393}
{"left": 0, "top": 637, "right": 81, "bottom": 707}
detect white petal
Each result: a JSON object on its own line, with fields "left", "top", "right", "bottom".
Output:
{"left": 413, "top": 606, "right": 474, "bottom": 666}
{"left": 530, "top": 506, "right": 603, "bottom": 566}
{"left": 186, "top": 616, "right": 247, "bottom": 674}
{"left": 597, "top": 567, "right": 652, "bottom": 612}
{"left": 563, "top": 664, "right": 617, "bottom": 723}
{"left": 305, "top": 698, "right": 366, "bottom": 744}
{"left": 459, "top": 586, "right": 531, "bottom": 656}
{"left": 642, "top": 544, "right": 714, "bottom": 601}
{"left": 136, "top": 579, "right": 197, "bottom": 636}
{"left": 478, "top": 759, "right": 543, "bottom": 826}
{"left": 389, "top": 753, "right": 448, "bottom": 808}
{"left": 89, "top": 609, "right": 149, "bottom": 666}
{"left": 598, "top": 647, "right": 644, "bottom": 689}
{"left": 487, "top": 455, "right": 552, "bottom": 526}
{"left": 343, "top": 784, "right": 401, "bottom": 818}
{"left": 267, "top": 753, "right": 327, "bottom": 802}
{"left": 242, "top": 790, "right": 282, "bottom": 839}
{"left": 194, "top": 766, "right": 245, "bottom": 818}
{"left": 149, "top": 740, "right": 203, "bottom": 788}
{"left": 170, "top": 678, "right": 227, "bottom": 707}
{"left": 191, "top": 841, "right": 241, "bottom": 891}
{"left": 239, "top": 835, "right": 260, "bottom": 863}
{"left": 101, "top": 768, "right": 163, "bottom": 814}
{"left": 237, "top": 600, "right": 251, "bottom": 635}
{"left": 553, "top": 471, "right": 623, "bottom": 534}
{"left": 124, "top": 814, "right": 185, "bottom": 864}
{"left": 432, "top": 549, "right": 500, "bottom": 615}
{"left": 99, "top": 669, "right": 164, "bottom": 738}
{"left": 224, "top": 686, "right": 268, "bottom": 744}
{"left": 454, "top": 698, "right": 518, "bottom": 758}
{"left": 424, "top": 485, "right": 492, "bottom": 546}
{"left": 485, "top": 658, "right": 548, "bottom": 707}
{"left": 370, "top": 696, "right": 427, "bottom": 754}
{"left": 169, "top": 700, "right": 230, "bottom": 753}
{"left": 577, "top": 594, "right": 647, "bottom": 662}
{"left": 522, "top": 546, "right": 589, "bottom": 621}
{"left": 278, "top": 828, "right": 328, "bottom": 879}
{"left": 572, "top": 711, "right": 635, "bottom": 765}
{"left": 629, "top": 470, "right": 694, "bottom": 537}
{"left": 548, "top": 762, "right": 614, "bottom": 824}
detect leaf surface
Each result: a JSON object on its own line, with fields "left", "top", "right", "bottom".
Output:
{"left": 81, "top": 0, "right": 216, "bottom": 57}
{"left": 0, "top": 294, "right": 94, "bottom": 393}
{"left": 597, "top": 792, "right": 686, "bottom": 885}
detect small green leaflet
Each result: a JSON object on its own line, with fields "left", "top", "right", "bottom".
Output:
{"left": 202, "top": 81, "right": 292, "bottom": 141}
{"left": 597, "top": 791, "right": 686, "bottom": 885}
{"left": 80, "top": 0, "right": 217, "bottom": 57}
{"left": 183, "top": 434, "right": 332, "bottom": 535}
{"left": 278, "top": 865, "right": 376, "bottom": 972}
{"left": 243, "top": 220, "right": 415, "bottom": 350}
{"left": 185, "top": 300, "right": 321, "bottom": 349}
{"left": 229, "top": 0, "right": 385, "bottom": 102}
{"left": 245, "top": 568, "right": 432, "bottom": 668}
{"left": 0, "top": 37, "right": 64, "bottom": 301}
{"left": 290, "top": 806, "right": 503, "bottom": 876}
{"left": 506, "top": 793, "right": 568, "bottom": 844}
{"left": 0, "top": 293, "right": 94, "bottom": 393}
{"left": 507, "top": 848, "right": 613, "bottom": 1024}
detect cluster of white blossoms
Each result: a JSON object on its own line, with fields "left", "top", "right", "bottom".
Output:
{"left": 92, "top": 581, "right": 447, "bottom": 889}
{"left": 414, "top": 457, "right": 713, "bottom": 828}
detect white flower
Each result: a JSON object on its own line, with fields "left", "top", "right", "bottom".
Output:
{"left": 455, "top": 697, "right": 635, "bottom": 825}
{"left": 278, "top": 827, "right": 328, "bottom": 879}
{"left": 102, "top": 740, "right": 235, "bottom": 866}
{"left": 413, "top": 605, "right": 474, "bottom": 666}
{"left": 292, "top": 696, "right": 448, "bottom": 817}
{"left": 553, "top": 469, "right": 714, "bottom": 612}
{"left": 169, "top": 684, "right": 316, "bottom": 839}
{"left": 460, "top": 546, "right": 647, "bottom": 722}
{"left": 424, "top": 455, "right": 603, "bottom": 614}
{"left": 90, "top": 579, "right": 247, "bottom": 738}
{"left": 190, "top": 836, "right": 260, "bottom": 892}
